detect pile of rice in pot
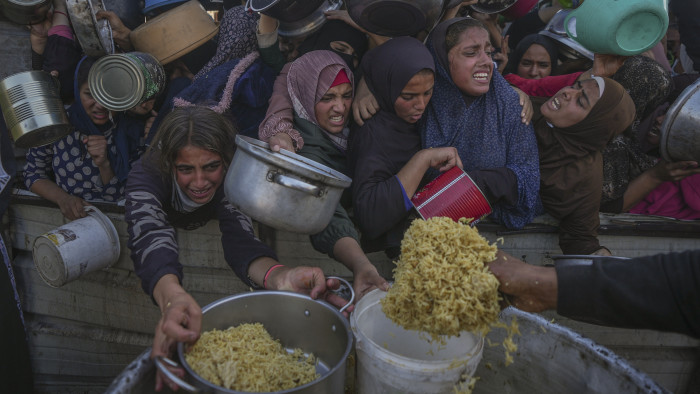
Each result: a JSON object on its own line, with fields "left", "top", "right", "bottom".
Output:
{"left": 185, "top": 322, "right": 319, "bottom": 391}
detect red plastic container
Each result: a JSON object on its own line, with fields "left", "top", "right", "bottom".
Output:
{"left": 411, "top": 167, "right": 492, "bottom": 225}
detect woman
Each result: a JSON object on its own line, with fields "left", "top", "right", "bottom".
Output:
{"left": 349, "top": 37, "right": 462, "bottom": 257}
{"left": 24, "top": 56, "right": 144, "bottom": 219}
{"left": 257, "top": 17, "right": 371, "bottom": 152}
{"left": 534, "top": 76, "right": 635, "bottom": 255}
{"left": 422, "top": 17, "right": 540, "bottom": 229}
{"left": 283, "top": 50, "right": 389, "bottom": 298}
{"left": 503, "top": 33, "right": 559, "bottom": 80}
{"left": 125, "top": 106, "right": 348, "bottom": 391}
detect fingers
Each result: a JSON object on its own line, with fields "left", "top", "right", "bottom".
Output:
{"left": 352, "top": 106, "right": 365, "bottom": 126}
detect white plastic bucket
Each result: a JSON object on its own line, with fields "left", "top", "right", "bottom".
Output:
{"left": 350, "top": 289, "right": 484, "bottom": 394}
{"left": 32, "top": 206, "right": 120, "bottom": 287}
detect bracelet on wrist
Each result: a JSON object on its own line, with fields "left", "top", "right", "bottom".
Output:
{"left": 263, "top": 264, "right": 285, "bottom": 289}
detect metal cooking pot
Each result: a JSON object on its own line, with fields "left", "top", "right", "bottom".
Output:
{"left": 129, "top": 0, "right": 219, "bottom": 65}
{"left": 247, "top": 0, "right": 326, "bottom": 23}
{"left": 551, "top": 254, "right": 631, "bottom": 266}
{"left": 0, "top": 71, "right": 71, "bottom": 148}
{"left": 469, "top": 0, "right": 517, "bottom": 14}
{"left": 277, "top": 0, "right": 343, "bottom": 38}
{"left": 66, "top": 0, "right": 114, "bottom": 57}
{"left": 346, "top": 0, "right": 445, "bottom": 36}
{"left": 155, "top": 283, "right": 354, "bottom": 393}
{"left": 0, "top": 0, "right": 52, "bottom": 25}
{"left": 224, "top": 135, "right": 352, "bottom": 235}
{"left": 659, "top": 78, "right": 700, "bottom": 163}
{"left": 538, "top": 9, "right": 593, "bottom": 60}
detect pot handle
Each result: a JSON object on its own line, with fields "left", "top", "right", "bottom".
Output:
{"left": 326, "top": 276, "right": 355, "bottom": 314}
{"left": 154, "top": 356, "right": 199, "bottom": 392}
{"left": 269, "top": 172, "right": 323, "bottom": 197}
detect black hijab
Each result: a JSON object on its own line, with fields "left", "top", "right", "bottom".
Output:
{"left": 298, "top": 20, "right": 368, "bottom": 71}
{"left": 504, "top": 33, "right": 559, "bottom": 76}
{"left": 362, "top": 36, "right": 435, "bottom": 113}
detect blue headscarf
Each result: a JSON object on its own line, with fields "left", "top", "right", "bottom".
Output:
{"left": 421, "top": 18, "right": 541, "bottom": 229}
{"left": 68, "top": 57, "right": 143, "bottom": 182}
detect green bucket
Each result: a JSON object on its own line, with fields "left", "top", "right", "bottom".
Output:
{"left": 564, "top": 0, "right": 668, "bottom": 56}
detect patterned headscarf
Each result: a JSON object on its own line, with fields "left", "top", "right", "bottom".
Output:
{"left": 194, "top": 6, "right": 259, "bottom": 80}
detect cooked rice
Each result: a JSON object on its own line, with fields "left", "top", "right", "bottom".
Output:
{"left": 185, "top": 323, "right": 319, "bottom": 391}
{"left": 381, "top": 217, "right": 501, "bottom": 340}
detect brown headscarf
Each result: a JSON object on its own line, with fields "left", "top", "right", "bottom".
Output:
{"left": 534, "top": 77, "right": 635, "bottom": 254}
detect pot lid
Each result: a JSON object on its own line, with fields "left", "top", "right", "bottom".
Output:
{"left": 235, "top": 135, "right": 352, "bottom": 189}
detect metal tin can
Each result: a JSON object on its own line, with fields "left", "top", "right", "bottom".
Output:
{"left": 0, "top": 70, "right": 71, "bottom": 148}
{"left": 88, "top": 51, "right": 166, "bottom": 111}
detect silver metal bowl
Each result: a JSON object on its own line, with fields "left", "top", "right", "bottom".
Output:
{"left": 538, "top": 9, "right": 594, "bottom": 60}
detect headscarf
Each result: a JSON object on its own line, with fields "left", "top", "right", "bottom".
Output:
{"left": 611, "top": 55, "right": 673, "bottom": 125}
{"left": 535, "top": 77, "right": 635, "bottom": 253}
{"left": 362, "top": 36, "right": 435, "bottom": 113}
{"left": 297, "top": 20, "right": 368, "bottom": 72}
{"left": 68, "top": 57, "right": 143, "bottom": 183}
{"left": 194, "top": 5, "right": 259, "bottom": 79}
{"left": 422, "top": 17, "right": 541, "bottom": 229}
{"left": 287, "top": 50, "right": 353, "bottom": 150}
{"left": 504, "top": 33, "right": 559, "bottom": 76}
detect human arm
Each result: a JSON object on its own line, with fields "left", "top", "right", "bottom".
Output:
{"left": 331, "top": 237, "right": 390, "bottom": 300}
{"left": 256, "top": 14, "right": 287, "bottom": 73}
{"left": 504, "top": 71, "right": 584, "bottom": 97}
{"left": 24, "top": 145, "right": 90, "bottom": 219}
{"left": 258, "top": 63, "right": 304, "bottom": 151}
{"left": 620, "top": 160, "right": 700, "bottom": 212}
{"left": 95, "top": 10, "right": 133, "bottom": 51}
{"left": 489, "top": 249, "right": 700, "bottom": 338}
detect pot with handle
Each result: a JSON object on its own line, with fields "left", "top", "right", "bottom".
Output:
{"left": 224, "top": 135, "right": 352, "bottom": 235}
{"left": 154, "top": 276, "right": 355, "bottom": 393}
{"left": 346, "top": 0, "right": 446, "bottom": 37}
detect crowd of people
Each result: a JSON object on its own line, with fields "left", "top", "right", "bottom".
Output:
{"left": 2, "top": 0, "right": 699, "bottom": 392}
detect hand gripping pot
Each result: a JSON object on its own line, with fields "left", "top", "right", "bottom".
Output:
{"left": 225, "top": 136, "right": 352, "bottom": 234}
{"left": 154, "top": 280, "right": 354, "bottom": 394}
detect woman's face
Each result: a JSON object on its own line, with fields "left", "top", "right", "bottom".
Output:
{"left": 541, "top": 79, "right": 601, "bottom": 128}
{"left": 394, "top": 72, "right": 434, "bottom": 124}
{"left": 517, "top": 43, "right": 552, "bottom": 80}
{"left": 330, "top": 41, "right": 359, "bottom": 68}
{"left": 314, "top": 82, "right": 353, "bottom": 134}
{"left": 79, "top": 83, "right": 110, "bottom": 125}
{"left": 174, "top": 145, "right": 224, "bottom": 204}
{"left": 447, "top": 27, "right": 494, "bottom": 97}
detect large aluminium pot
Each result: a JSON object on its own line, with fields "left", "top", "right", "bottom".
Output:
{"left": 156, "top": 290, "right": 354, "bottom": 393}
{"left": 225, "top": 135, "right": 352, "bottom": 235}
{"left": 346, "top": 0, "right": 445, "bottom": 36}
{"left": 659, "top": 78, "right": 700, "bottom": 163}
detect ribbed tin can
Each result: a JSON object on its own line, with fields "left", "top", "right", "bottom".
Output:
{"left": 88, "top": 51, "right": 166, "bottom": 111}
{"left": 0, "top": 70, "right": 71, "bottom": 148}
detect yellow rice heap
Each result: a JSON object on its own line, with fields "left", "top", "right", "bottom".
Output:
{"left": 185, "top": 323, "right": 319, "bottom": 392}
{"left": 381, "top": 217, "right": 501, "bottom": 340}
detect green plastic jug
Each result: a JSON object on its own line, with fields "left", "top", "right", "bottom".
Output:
{"left": 564, "top": 0, "right": 668, "bottom": 56}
